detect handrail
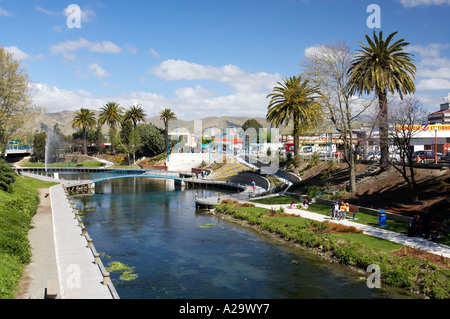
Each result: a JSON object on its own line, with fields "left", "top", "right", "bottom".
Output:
{"left": 90, "top": 169, "right": 182, "bottom": 182}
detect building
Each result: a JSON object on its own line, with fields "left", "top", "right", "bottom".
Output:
{"left": 427, "top": 101, "right": 450, "bottom": 125}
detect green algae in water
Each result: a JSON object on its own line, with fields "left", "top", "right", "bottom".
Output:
{"left": 106, "top": 261, "right": 138, "bottom": 281}
{"left": 200, "top": 223, "right": 224, "bottom": 229}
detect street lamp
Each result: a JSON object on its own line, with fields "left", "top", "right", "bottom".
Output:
{"left": 435, "top": 127, "right": 438, "bottom": 164}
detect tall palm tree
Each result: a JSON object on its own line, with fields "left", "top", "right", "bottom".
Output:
{"left": 159, "top": 108, "right": 176, "bottom": 153}
{"left": 98, "top": 101, "right": 124, "bottom": 154}
{"left": 348, "top": 31, "right": 416, "bottom": 170}
{"left": 266, "top": 75, "right": 321, "bottom": 168}
{"left": 72, "top": 108, "right": 96, "bottom": 154}
{"left": 124, "top": 104, "right": 147, "bottom": 129}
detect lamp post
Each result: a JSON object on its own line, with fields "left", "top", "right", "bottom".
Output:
{"left": 435, "top": 127, "right": 438, "bottom": 164}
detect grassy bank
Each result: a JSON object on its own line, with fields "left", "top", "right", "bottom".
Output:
{"left": 0, "top": 175, "right": 59, "bottom": 299}
{"left": 252, "top": 196, "right": 450, "bottom": 245}
{"left": 214, "top": 200, "right": 450, "bottom": 299}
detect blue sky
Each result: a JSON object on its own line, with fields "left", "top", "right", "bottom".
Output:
{"left": 1, "top": 0, "right": 450, "bottom": 120}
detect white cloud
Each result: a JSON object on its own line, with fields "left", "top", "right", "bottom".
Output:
{"left": 150, "top": 59, "right": 282, "bottom": 94}
{"left": 36, "top": 5, "right": 96, "bottom": 22}
{"left": 5, "top": 46, "right": 30, "bottom": 61}
{"left": 418, "top": 67, "right": 450, "bottom": 79}
{"left": 30, "top": 59, "right": 282, "bottom": 120}
{"left": 50, "top": 38, "right": 122, "bottom": 60}
{"left": 417, "top": 78, "right": 450, "bottom": 91}
{"left": 4, "top": 46, "right": 45, "bottom": 61}
{"left": 149, "top": 48, "right": 160, "bottom": 58}
{"left": 406, "top": 43, "right": 450, "bottom": 92}
{"left": 29, "top": 83, "right": 104, "bottom": 112}
{"left": 399, "top": 0, "right": 450, "bottom": 7}
{"left": 408, "top": 43, "right": 450, "bottom": 57}
{"left": 35, "top": 5, "right": 59, "bottom": 17}
{"left": 88, "top": 64, "right": 111, "bottom": 78}
{"left": 0, "top": 7, "right": 13, "bottom": 16}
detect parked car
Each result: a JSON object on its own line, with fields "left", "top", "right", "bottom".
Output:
{"left": 440, "top": 152, "right": 450, "bottom": 162}
{"left": 389, "top": 152, "right": 402, "bottom": 163}
{"left": 367, "top": 152, "right": 380, "bottom": 160}
{"left": 411, "top": 151, "right": 438, "bottom": 163}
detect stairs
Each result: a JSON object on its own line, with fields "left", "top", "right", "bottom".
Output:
{"left": 209, "top": 162, "right": 248, "bottom": 180}
{"left": 345, "top": 162, "right": 381, "bottom": 191}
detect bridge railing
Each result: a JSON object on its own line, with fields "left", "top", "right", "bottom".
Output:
{"left": 90, "top": 169, "right": 181, "bottom": 181}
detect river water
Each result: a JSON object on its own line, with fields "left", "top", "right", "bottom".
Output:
{"left": 66, "top": 175, "right": 414, "bottom": 299}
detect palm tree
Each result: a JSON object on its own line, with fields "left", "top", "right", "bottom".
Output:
{"left": 124, "top": 104, "right": 147, "bottom": 129}
{"left": 348, "top": 31, "right": 416, "bottom": 170}
{"left": 72, "top": 108, "right": 96, "bottom": 154}
{"left": 98, "top": 101, "right": 124, "bottom": 154}
{"left": 159, "top": 108, "right": 176, "bottom": 153}
{"left": 266, "top": 75, "right": 321, "bottom": 168}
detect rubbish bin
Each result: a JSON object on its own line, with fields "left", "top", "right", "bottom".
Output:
{"left": 378, "top": 210, "right": 387, "bottom": 227}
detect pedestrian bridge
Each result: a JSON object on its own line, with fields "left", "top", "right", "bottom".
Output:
{"left": 90, "top": 169, "right": 183, "bottom": 183}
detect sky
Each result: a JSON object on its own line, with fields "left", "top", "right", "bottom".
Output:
{"left": 1, "top": 0, "right": 450, "bottom": 121}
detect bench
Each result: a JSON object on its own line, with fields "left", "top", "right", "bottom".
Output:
{"left": 430, "top": 221, "right": 444, "bottom": 240}
{"left": 45, "top": 280, "right": 59, "bottom": 299}
{"left": 346, "top": 205, "right": 359, "bottom": 220}
{"left": 76, "top": 164, "right": 83, "bottom": 167}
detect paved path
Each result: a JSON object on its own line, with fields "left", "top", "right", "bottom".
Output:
{"left": 18, "top": 173, "right": 114, "bottom": 299}
{"left": 50, "top": 184, "right": 113, "bottom": 299}
{"left": 249, "top": 202, "right": 450, "bottom": 259}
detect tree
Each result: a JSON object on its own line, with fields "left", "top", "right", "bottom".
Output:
{"left": 98, "top": 101, "right": 124, "bottom": 154}
{"left": 72, "top": 108, "right": 96, "bottom": 154}
{"left": 242, "top": 119, "right": 263, "bottom": 155}
{"left": 302, "top": 41, "right": 374, "bottom": 193}
{"left": 124, "top": 104, "right": 146, "bottom": 129}
{"left": 389, "top": 97, "right": 427, "bottom": 202}
{"left": 0, "top": 47, "right": 41, "bottom": 157}
{"left": 136, "top": 123, "right": 165, "bottom": 157}
{"left": 266, "top": 75, "right": 321, "bottom": 168}
{"left": 348, "top": 31, "right": 416, "bottom": 170}
{"left": 159, "top": 108, "right": 176, "bottom": 153}
{"left": 30, "top": 131, "right": 47, "bottom": 163}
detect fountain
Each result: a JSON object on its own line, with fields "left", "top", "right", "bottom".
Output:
{"left": 44, "top": 127, "right": 62, "bottom": 175}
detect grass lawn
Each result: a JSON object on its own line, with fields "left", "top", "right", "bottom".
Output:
{"left": 233, "top": 204, "right": 405, "bottom": 253}
{"left": 303, "top": 204, "right": 410, "bottom": 235}
{"left": 250, "top": 195, "right": 299, "bottom": 205}
{"left": 0, "top": 175, "right": 59, "bottom": 299}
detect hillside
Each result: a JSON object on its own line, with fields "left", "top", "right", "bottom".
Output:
{"left": 28, "top": 111, "right": 283, "bottom": 135}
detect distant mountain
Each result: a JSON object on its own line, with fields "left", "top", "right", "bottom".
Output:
{"left": 30, "top": 111, "right": 292, "bottom": 136}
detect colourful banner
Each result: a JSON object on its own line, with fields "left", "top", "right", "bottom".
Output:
{"left": 394, "top": 124, "right": 450, "bottom": 131}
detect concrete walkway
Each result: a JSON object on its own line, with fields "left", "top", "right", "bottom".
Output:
{"left": 18, "top": 173, "right": 114, "bottom": 299}
{"left": 50, "top": 184, "right": 113, "bottom": 299}
{"left": 249, "top": 202, "right": 450, "bottom": 259}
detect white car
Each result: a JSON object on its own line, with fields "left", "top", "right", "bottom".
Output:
{"left": 389, "top": 152, "right": 401, "bottom": 163}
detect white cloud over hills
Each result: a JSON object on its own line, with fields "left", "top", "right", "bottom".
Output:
{"left": 29, "top": 59, "right": 283, "bottom": 120}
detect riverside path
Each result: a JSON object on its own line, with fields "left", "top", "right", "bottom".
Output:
{"left": 50, "top": 183, "right": 115, "bottom": 298}
{"left": 21, "top": 172, "right": 116, "bottom": 299}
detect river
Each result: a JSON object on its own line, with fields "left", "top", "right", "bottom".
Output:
{"left": 64, "top": 174, "right": 414, "bottom": 299}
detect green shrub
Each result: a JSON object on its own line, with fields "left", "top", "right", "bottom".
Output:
{"left": 0, "top": 160, "right": 16, "bottom": 193}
